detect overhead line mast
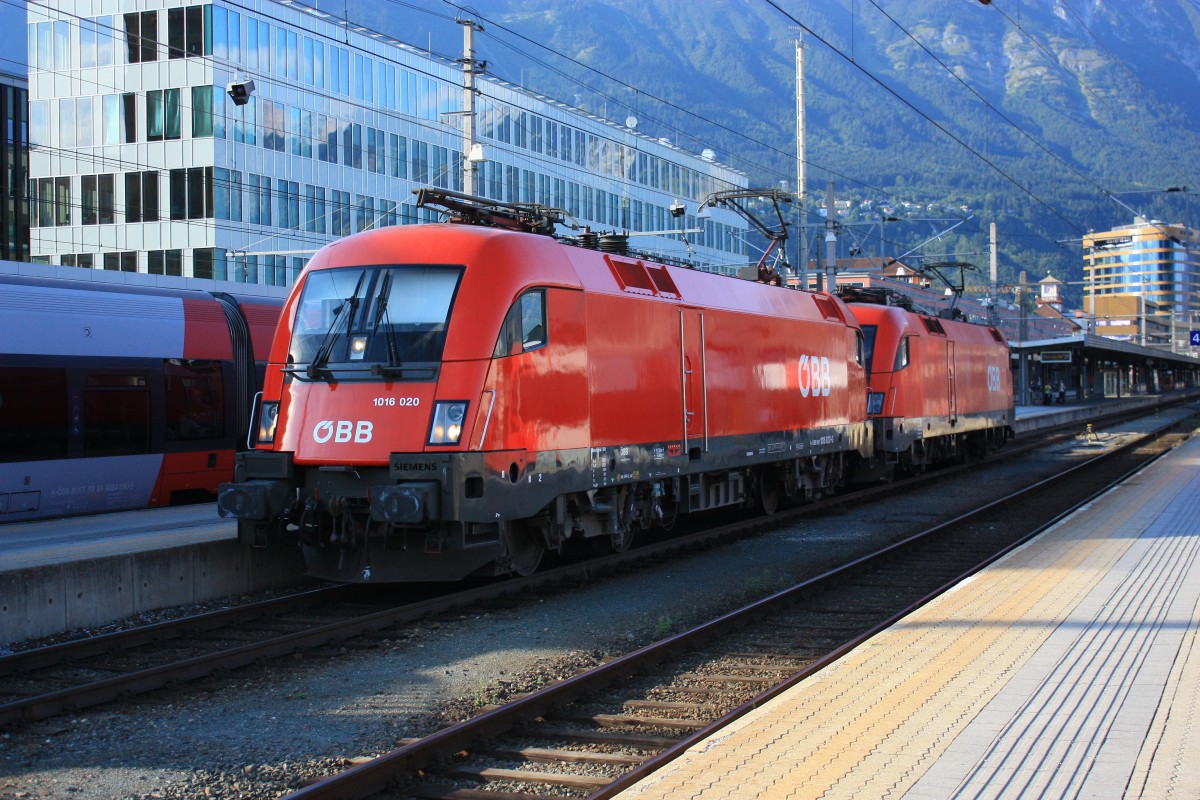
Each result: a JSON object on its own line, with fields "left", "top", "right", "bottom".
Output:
{"left": 458, "top": 17, "right": 486, "bottom": 197}
{"left": 796, "top": 34, "right": 808, "bottom": 289}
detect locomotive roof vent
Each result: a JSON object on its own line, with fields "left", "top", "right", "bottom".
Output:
{"left": 598, "top": 233, "right": 629, "bottom": 255}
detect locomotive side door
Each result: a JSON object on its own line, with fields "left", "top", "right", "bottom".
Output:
{"left": 680, "top": 307, "right": 708, "bottom": 454}
{"left": 947, "top": 340, "right": 958, "bottom": 424}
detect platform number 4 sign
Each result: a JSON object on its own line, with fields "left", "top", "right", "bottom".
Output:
{"left": 1192, "top": 330, "right": 1200, "bottom": 347}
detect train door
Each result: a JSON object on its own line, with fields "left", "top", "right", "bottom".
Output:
{"left": 946, "top": 340, "right": 958, "bottom": 424}
{"left": 680, "top": 307, "right": 708, "bottom": 456}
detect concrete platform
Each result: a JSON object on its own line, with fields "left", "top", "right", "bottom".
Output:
{"left": 0, "top": 505, "right": 306, "bottom": 646}
{"left": 616, "top": 425, "right": 1200, "bottom": 798}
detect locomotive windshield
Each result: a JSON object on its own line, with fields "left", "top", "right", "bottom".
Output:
{"left": 289, "top": 265, "right": 462, "bottom": 378}
{"left": 860, "top": 324, "right": 877, "bottom": 375}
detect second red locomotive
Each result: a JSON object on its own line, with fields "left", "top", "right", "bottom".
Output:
{"left": 218, "top": 191, "right": 1013, "bottom": 582}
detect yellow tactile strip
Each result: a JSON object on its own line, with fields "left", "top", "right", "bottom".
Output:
{"left": 617, "top": 444, "right": 1200, "bottom": 800}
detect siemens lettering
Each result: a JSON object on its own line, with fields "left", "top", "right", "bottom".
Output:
{"left": 313, "top": 420, "right": 374, "bottom": 444}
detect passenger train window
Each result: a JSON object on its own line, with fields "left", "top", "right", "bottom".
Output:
{"left": 0, "top": 367, "right": 68, "bottom": 462}
{"left": 164, "top": 360, "right": 225, "bottom": 441}
{"left": 83, "top": 373, "right": 151, "bottom": 455}
{"left": 493, "top": 289, "right": 546, "bottom": 358}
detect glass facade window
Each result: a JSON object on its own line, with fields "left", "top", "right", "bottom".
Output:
{"left": 124, "top": 11, "right": 158, "bottom": 64}
{"left": 125, "top": 172, "right": 141, "bottom": 221}
{"left": 29, "top": 100, "right": 47, "bottom": 147}
{"left": 165, "top": 88, "right": 180, "bottom": 140}
{"left": 192, "top": 85, "right": 213, "bottom": 137}
{"left": 54, "top": 176, "right": 70, "bottom": 227}
{"left": 82, "top": 175, "right": 97, "bottom": 225}
{"left": 102, "top": 95, "right": 119, "bottom": 145}
{"left": 35, "top": 22, "right": 51, "bottom": 72}
{"left": 194, "top": 247, "right": 216, "bottom": 280}
{"left": 54, "top": 20, "right": 69, "bottom": 70}
{"left": 99, "top": 174, "right": 114, "bottom": 224}
{"left": 229, "top": 170, "right": 241, "bottom": 221}
{"left": 58, "top": 98, "right": 75, "bottom": 148}
{"left": 97, "top": 15, "right": 115, "bottom": 66}
{"left": 188, "top": 6, "right": 206, "bottom": 56}
{"left": 148, "top": 90, "right": 163, "bottom": 141}
{"left": 168, "top": 7, "right": 185, "bottom": 58}
{"left": 76, "top": 98, "right": 93, "bottom": 148}
{"left": 80, "top": 18, "right": 96, "bottom": 68}
{"left": 187, "top": 166, "right": 205, "bottom": 219}
{"left": 169, "top": 169, "right": 186, "bottom": 219}
{"left": 121, "top": 93, "right": 136, "bottom": 143}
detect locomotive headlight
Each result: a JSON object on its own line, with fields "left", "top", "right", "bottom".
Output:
{"left": 349, "top": 335, "right": 367, "bottom": 360}
{"left": 257, "top": 400, "right": 280, "bottom": 444}
{"left": 428, "top": 401, "right": 468, "bottom": 445}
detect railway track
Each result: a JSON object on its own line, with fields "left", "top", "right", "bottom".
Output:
{"left": 278, "top": 422, "right": 1193, "bottom": 800}
{"left": 0, "top": 405, "right": 1190, "bottom": 733}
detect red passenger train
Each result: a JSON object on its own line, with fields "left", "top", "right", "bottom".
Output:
{"left": 218, "top": 192, "right": 1013, "bottom": 582}
{"left": 0, "top": 274, "right": 283, "bottom": 521}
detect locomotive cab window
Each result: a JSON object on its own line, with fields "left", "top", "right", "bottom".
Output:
{"left": 493, "top": 289, "right": 547, "bottom": 358}
{"left": 894, "top": 336, "right": 910, "bottom": 371}
{"left": 289, "top": 265, "right": 463, "bottom": 378}
{"left": 860, "top": 325, "right": 877, "bottom": 374}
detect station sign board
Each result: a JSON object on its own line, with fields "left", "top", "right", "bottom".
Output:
{"left": 1040, "top": 350, "right": 1072, "bottom": 363}
{"left": 1191, "top": 330, "right": 1200, "bottom": 347}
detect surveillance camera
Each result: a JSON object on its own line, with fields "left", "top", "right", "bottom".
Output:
{"left": 669, "top": 202, "right": 686, "bottom": 218}
{"left": 226, "top": 78, "right": 255, "bottom": 106}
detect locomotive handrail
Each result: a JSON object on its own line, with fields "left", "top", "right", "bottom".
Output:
{"left": 474, "top": 389, "right": 496, "bottom": 451}
{"left": 246, "top": 391, "right": 263, "bottom": 450}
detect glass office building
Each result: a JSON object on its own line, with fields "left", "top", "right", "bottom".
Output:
{"left": 1083, "top": 218, "right": 1200, "bottom": 352}
{"left": 26, "top": 0, "right": 750, "bottom": 286}
{"left": 1, "top": 70, "right": 28, "bottom": 262}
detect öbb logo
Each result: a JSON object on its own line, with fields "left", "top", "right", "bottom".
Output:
{"left": 313, "top": 420, "right": 374, "bottom": 444}
{"left": 797, "top": 355, "right": 832, "bottom": 398}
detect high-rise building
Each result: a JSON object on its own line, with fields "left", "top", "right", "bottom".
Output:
{"left": 26, "top": 1, "right": 749, "bottom": 287}
{"left": 1, "top": 69, "right": 28, "bottom": 262}
{"left": 1083, "top": 217, "right": 1200, "bottom": 352}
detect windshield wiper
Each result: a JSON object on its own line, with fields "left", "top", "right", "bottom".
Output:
{"left": 307, "top": 272, "right": 366, "bottom": 379}
{"left": 371, "top": 271, "right": 402, "bottom": 370}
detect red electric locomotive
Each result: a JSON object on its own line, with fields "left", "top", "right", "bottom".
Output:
{"left": 218, "top": 192, "right": 874, "bottom": 582}
{"left": 848, "top": 298, "right": 1013, "bottom": 470}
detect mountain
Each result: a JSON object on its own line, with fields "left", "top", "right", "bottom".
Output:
{"left": 343, "top": 0, "right": 1200, "bottom": 302}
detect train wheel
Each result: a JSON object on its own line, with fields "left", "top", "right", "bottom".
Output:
{"left": 758, "top": 476, "right": 781, "bottom": 516}
{"left": 589, "top": 525, "right": 635, "bottom": 554}
{"left": 503, "top": 524, "right": 545, "bottom": 577}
